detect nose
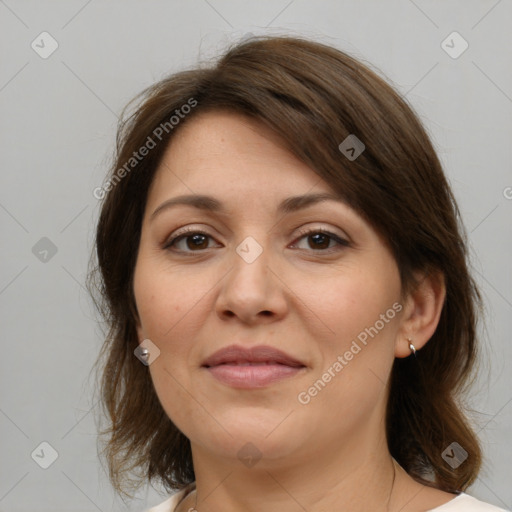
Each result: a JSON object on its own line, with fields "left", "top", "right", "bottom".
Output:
{"left": 215, "top": 239, "right": 288, "bottom": 325}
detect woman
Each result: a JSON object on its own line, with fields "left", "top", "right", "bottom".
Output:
{"left": 88, "top": 35, "right": 509, "bottom": 512}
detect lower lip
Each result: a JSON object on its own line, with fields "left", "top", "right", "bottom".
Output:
{"left": 205, "top": 364, "right": 305, "bottom": 388}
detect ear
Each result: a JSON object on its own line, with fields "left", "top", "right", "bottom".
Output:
{"left": 135, "top": 320, "right": 144, "bottom": 343}
{"left": 131, "top": 300, "right": 145, "bottom": 343}
{"left": 395, "top": 269, "right": 446, "bottom": 358}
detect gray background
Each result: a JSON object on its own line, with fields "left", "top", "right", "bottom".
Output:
{"left": 1, "top": 1, "right": 511, "bottom": 511}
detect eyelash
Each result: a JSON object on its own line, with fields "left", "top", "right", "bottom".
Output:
{"left": 163, "top": 226, "right": 350, "bottom": 255}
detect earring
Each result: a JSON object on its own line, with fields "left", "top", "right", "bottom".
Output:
{"left": 139, "top": 347, "right": 150, "bottom": 363}
{"left": 407, "top": 338, "right": 417, "bottom": 357}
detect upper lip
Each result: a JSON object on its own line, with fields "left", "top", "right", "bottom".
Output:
{"left": 202, "top": 344, "right": 305, "bottom": 368}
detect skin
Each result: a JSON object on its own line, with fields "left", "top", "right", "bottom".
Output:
{"left": 133, "top": 111, "right": 454, "bottom": 512}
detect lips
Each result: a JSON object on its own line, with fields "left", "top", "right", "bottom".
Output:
{"left": 202, "top": 344, "right": 306, "bottom": 389}
{"left": 201, "top": 344, "right": 305, "bottom": 368}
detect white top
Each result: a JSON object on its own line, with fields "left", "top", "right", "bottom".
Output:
{"left": 145, "top": 484, "right": 510, "bottom": 512}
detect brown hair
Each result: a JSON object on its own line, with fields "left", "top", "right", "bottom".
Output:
{"left": 87, "top": 34, "right": 483, "bottom": 499}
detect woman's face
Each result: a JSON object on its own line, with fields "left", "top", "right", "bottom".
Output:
{"left": 133, "top": 110, "right": 406, "bottom": 466}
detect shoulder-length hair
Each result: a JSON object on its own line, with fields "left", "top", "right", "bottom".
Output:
{"left": 88, "top": 34, "right": 483, "bottom": 499}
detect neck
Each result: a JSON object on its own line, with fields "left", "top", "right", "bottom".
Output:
{"left": 183, "top": 431, "right": 401, "bottom": 512}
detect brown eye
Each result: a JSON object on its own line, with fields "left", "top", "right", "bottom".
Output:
{"left": 164, "top": 230, "right": 219, "bottom": 253}
{"left": 291, "top": 228, "right": 350, "bottom": 253}
{"left": 307, "top": 232, "right": 331, "bottom": 250}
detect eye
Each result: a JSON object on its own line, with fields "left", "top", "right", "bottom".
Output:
{"left": 163, "top": 227, "right": 350, "bottom": 255}
{"left": 290, "top": 227, "right": 350, "bottom": 253}
{"left": 163, "top": 227, "right": 220, "bottom": 253}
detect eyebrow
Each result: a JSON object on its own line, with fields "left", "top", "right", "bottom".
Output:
{"left": 150, "top": 192, "right": 348, "bottom": 221}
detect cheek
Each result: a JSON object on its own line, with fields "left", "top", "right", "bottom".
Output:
{"left": 292, "top": 262, "right": 401, "bottom": 344}
{"left": 291, "top": 268, "right": 399, "bottom": 436}
{"left": 133, "top": 258, "right": 201, "bottom": 340}
{"left": 133, "top": 260, "right": 205, "bottom": 430}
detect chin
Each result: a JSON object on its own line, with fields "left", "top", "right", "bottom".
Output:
{"left": 205, "top": 432, "right": 300, "bottom": 468}
{"left": 190, "top": 414, "right": 301, "bottom": 461}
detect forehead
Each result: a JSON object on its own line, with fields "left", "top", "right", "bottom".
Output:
{"left": 147, "top": 110, "right": 332, "bottom": 205}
